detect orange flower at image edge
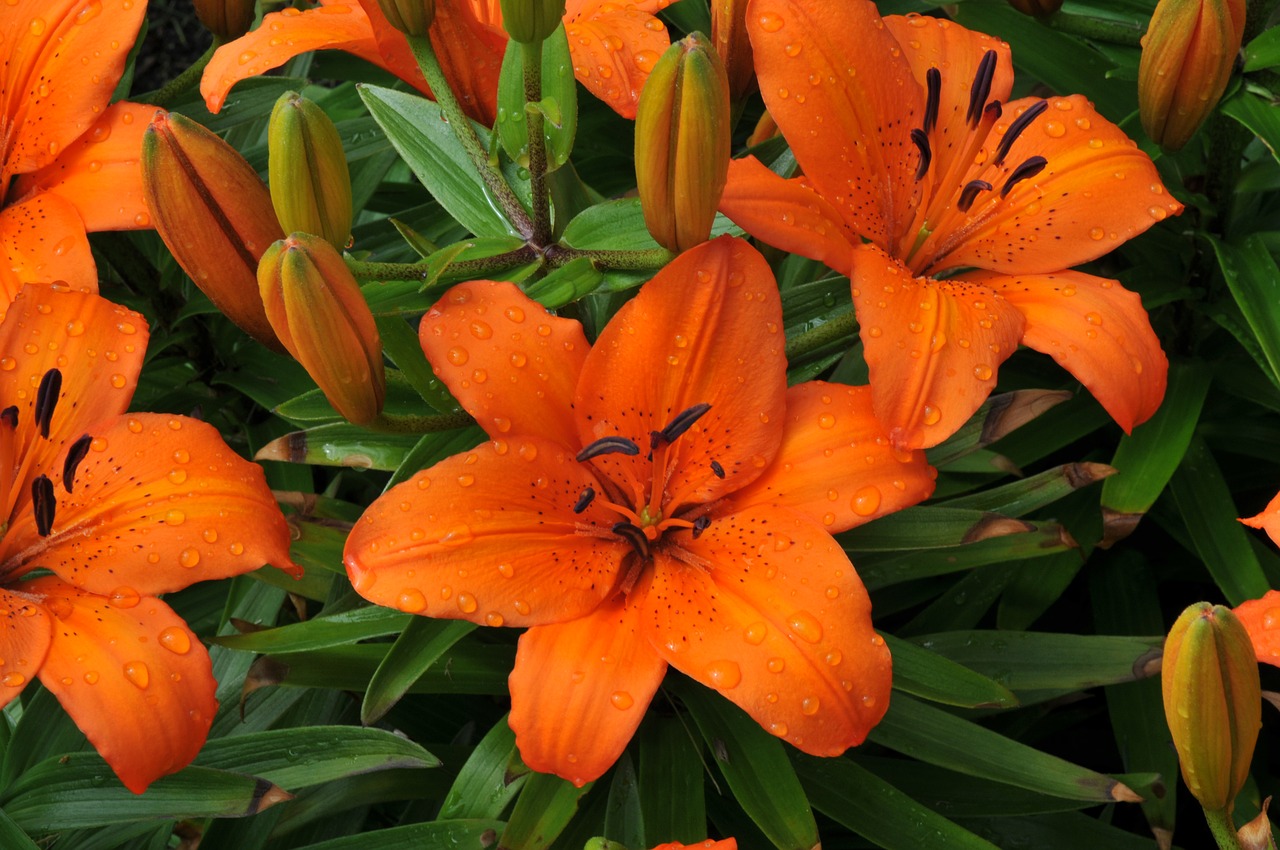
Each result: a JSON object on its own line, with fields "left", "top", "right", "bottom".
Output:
{"left": 719, "top": 1, "right": 1180, "bottom": 448}
{"left": 0, "top": 0, "right": 159, "bottom": 301}
{"left": 0, "top": 286, "right": 299, "bottom": 793}
{"left": 344, "top": 236, "right": 936, "bottom": 785}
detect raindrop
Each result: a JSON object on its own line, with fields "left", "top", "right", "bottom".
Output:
{"left": 123, "top": 661, "right": 150, "bottom": 689}
{"left": 789, "top": 611, "right": 824, "bottom": 643}
{"left": 706, "top": 659, "right": 742, "bottom": 689}
{"left": 159, "top": 627, "right": 192, "bottom": 654}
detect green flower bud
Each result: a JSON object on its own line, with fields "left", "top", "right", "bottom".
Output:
{"left": 268, "top": 92, "right": 353, "bottom": 250}
{"left": 193, "top": 0, "right": 257, "bottom": 41}
{"left": 499, "top": 0, "right": 567, "bottom": 44}
{"left": 372, "top": 0, "right": 436, "bottom": 37}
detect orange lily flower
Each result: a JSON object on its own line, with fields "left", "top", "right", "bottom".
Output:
{"left": 0, "top": 284, "right": 299, "bottom": 793}
{"left": 1234, "top": 588, "right": 1280, "bottom": 665}
{"left": 0, "top": 0, "right": 158, "bottom": 303}
{"left": 651, "top": 842, "right": 737, "bottom": 850}
{"left": 201, "top": 0, "right": 674, "bottom": 121}
{"left": 719, "top": 3, "right": 1182, "bottom": 448}
{"left": 344, "top": 236, "right": 936, "bottom": 785}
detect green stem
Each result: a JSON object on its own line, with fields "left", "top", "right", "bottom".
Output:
{"left": 347, "top": 246, "right": 540, "bottom": 282}
{"left": 1045, "top": 11, "right": 1144, "bottom": 46}
{"left": 785, "top": 308, "right": 857, "bottom": 361}
{"left": 407, "top": 34, "right": 533, "bottom": 237}
{"left": 365, "top": 410, "right": 473, "bottom": 434}
{"left": 1205, "top": 808, "right": 1245, "bottom": 850}
{"left": 141, "top": 43, "right": 217, "bottom": 107}
{"left": 522, "top": 39, "right": 552, "bottom": 247}
{"left": 346, "top": 259, "right": 430, "bottom": 282}
{"left": 557, "top": 246, "right": 674, "bottom": 271}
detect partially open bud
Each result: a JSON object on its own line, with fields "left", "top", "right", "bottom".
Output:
{"left": 142, "top": 112, "right": 284, "bottom": 351}
{"left": 1163, "top": 602, "right": 1262, "bottom": 813}
{"left": 499, "top": 0, "right": 566, "bottom": 44}
{"left": 711, "top": 0, "right": 755, "bottom": 102}
{"left": 1139, "top": 0, "right": 1246, "bottom": 150}
{"left": 371, "top": 0, "right": 436, "bottom": 37}
{"left": 268, "top": 92, "right": 353, "bottom": 250}
{"left": 259, "top": 234, "right": 385, "bottom": 425}
{"left": 635, "top": 32, "right": 731, "bottom": 254}
{"left": 192, "top": 0, "right": 256, "bottom": 41}
{"left": 1006, "top": 0, "right": 1063, "bottom": 16}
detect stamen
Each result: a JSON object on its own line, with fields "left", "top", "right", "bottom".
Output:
{"left": 957, "top": 180, "right": 993, "bottom": 212}
{"left": 612, "top": 521, "right": 651, "bottom": 560}
{"left": 32, "top": 474, "right": 54, "bottom": 537}
{"left": 34, "top": 368, "right": 62, "bottom": 439}
{"left": 0, "top": 406, "right": 16, "bottom": 428}
{"left": 573, "top": 486, "right": 595, "bottom": 514}
{"left": 966, "top": 50, "right": 998, "bottom": 126}
{"left": 910, "top": 129, "right": 931, "bottom": 181}
{"left": 709, "top": 460, "right": 725, "bottom": 479}
{"left": 992, "top": 99, "right": 1047, "bottom": 166}
{"left": 63, "top": 434, "right": 92, "bottom": 493}
{"left": 576, "top": 436, "right": 640, "bottom": 462}
{"left": 985, "top": 101, "right": 1003, "bottom": 123}
{"left": 923, "top": 67, "right": 941, "bottom": 135}
{"left": 658, "top": 403, "right": 712, "bottom": 445}
{"left": 692, "top": 515, "right": 711, "bottom": 539}
{"left": 1001, "top": 156, "right": 1048, "bottom": 197}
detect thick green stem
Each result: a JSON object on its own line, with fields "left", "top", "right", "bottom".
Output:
{"left": 1205, "top": 808, "right": 1246, "bottom": 850}
{"left": 522, "top": 40, "right": 552, "bottom": 247}
{"left": 365, "top": 410, "right": 474, "bottom": 434}
{"left": 347, "top": 246, "right": 539, "bottom": 282}
{"left": 557, "top": 246, "right": 674, "bottom": 271}
{"left": 785, "top": 308, "right": 857, "bottom": 361}
{"left": 141, "top": 43, "right": 217, "bottom": 107}
{"left": 407, "top": 34, "right": 534, "bottom": 237}
{"left": 346, "top": 259, "right": 431, "bottom": 282}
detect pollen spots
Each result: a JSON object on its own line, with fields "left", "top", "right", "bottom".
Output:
{"left": 706, "top": 659, "right": 742, "bottom": 689}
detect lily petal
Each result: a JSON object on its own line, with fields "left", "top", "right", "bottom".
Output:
{"left": 0, "top": 0, "right": 147, "bottom": 178}
{"left": 748, "top": 0, "right": 921, "bottom": 246}
{"left": 851, "top": 243, "right": 1025, "bottom": 449}
{"left": 1241, "top": 492, "right": 1280, "bottom": 551}
{"left": 720, "top": 156, "right": 857, "bottom": 276}
{"left": 968, "top": 268, "right": 1168, "bottom": 432}
{"left": 11, "top": 102, "right": 160, "bottom": 232}
{"left": 26, "top": 576, "right": 215, "bottom": 794}
{"left": 509, "top": 596, "right": 667, "bottom": 786}
{"left": 5, "top": 413, "right": 299, "bottom": 594}
{"left": 420, "top": 280, "right": 590, "bottom": 447}
{"left": 725, "top": 382, "right": 935, "bottom": 533}
{"left": 0, "top": 194, "right": 96, "bottom": 303}
{"left": 0, "top": 586, "right": 52, "bottom": 710}
{"left": 575, "top": 236, "right": 787, "bottom": 506}
{"left": 426, "top": 0, "right": 506, "bottom": 126}
{"left": 635, "top": 506, "right": 891, "bottom": 755}
{"left": 1232, "top": 588, "right": 1280, "bottom": 666}
{"left": 344, "top": 437, "right": 628, "bottom": 628}
{"left": 565, "top": 4, "right": 669, "bottom": 119}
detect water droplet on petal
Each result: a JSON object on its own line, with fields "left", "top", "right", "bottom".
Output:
{"left": 2, "top": 673, "right": 24, "bottom": 687}
{"left": 801, "top": 696, "right": 821, "bottom": 715}
{"left": 789, "top": 611, "right": 824, "bottom": 643}
{"left": 706, "top": 659, "right": 742, "bottom": 689}
{"left": 123, "top": 661, "right": 150, "bottom": 689}
{"left": 744, "top": 622, "right": 768, "bottom": 645}
{"left": 159, "top": 627, "right": 192, "bottom": 654}
{"left": 610, "top": 691, "right": 635, "bottom": 710}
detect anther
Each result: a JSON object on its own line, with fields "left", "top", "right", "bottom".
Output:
{"left": 709, "top": 460, "right": 725, "bottom": 479}
{"left": 966, "top": 50, "right": 997, "bottom": 126}
{"left": 573, "top": 486, "right": 595, "bottom": 514}
{"left": 992, "top": 99, "right": 1047, "bottom": 166}
{"left": 34, "top": 368, "right": 62, "bottom": 439}
{"left": 576, "top": 436, "right": 641, "bottom": 462}
{"left": 957, "top": 180, "right": 993, "bottom": 212}
{"left": 923, "top": 67, "right": 941, "bottom": 135}
{"left": 612, "top": 521, "right": 651, "bottom": 560}
{"left": 63, "top": 434, "right": 92, "bottom": 493}
{"left": 659, "top": 403, "right": 712, "bottom": 445}
{"left": 32, "top": 474, "right": 55, "bottom": 537}
{"left": 0, "top": 406, "right": 16, "bottom": 428}
{"left": 1001, "top": 156, "right": 1048, "bottom": 197}
{"left": 910, "top": 129, "right": 931, "bottom": 181}
{"left": 692, "top": 515, "right": 711, "bottom": 539}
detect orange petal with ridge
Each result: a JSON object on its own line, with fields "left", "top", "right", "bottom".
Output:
{"left": 509, "top": 596, "right": 667, "bottom": 786}
{"left": 725, "top": 381, "right": 935, "bottom": 534}
{"left": 420, "top": 280, "right": 589, "bottom": 446}
{"left": 0, "top": 195, "right": 96, "bottom": 303}
{"left": 930, "top": 95, "right": 1183, "bottom": 276}
{"left": 720, "top": 156, "right": 857, "bottom": 276}
{"left": 428, "top": 0, "right": 506, "bottom": 126}
{"left": 27, "top": 576, "right": 215, "bottom": 794}
{"left": 852, "top": 244, "right": 1024, "bottom": 449}
{"left": 0, "top": 0, "right": 147, "bottom": 176}
{"left": 969, "top": 268, "right": 1168, "bottom": 432}
{"left": 3, "top": 413, "right": 299, "bottom": 595}
{"left": 344, "top": 437, "right": 628, "bottom": 628}
{"left": 565, "top": 5, "right": 669, "bottom": 119}
{"left": 0, "top": 587, "right": 52, "bottom": 710}
{"left": 11, "top": 102, "right": 160, "bottom": 232}
{"left": 747, "top": 0, "right": 921, "bottom": 247}
{"left": 634, "top": 506, "right": 891, "bottom": 754}
{"left": 1232, "top": 587, "right": 1280, "bottom": 666}
{"left": 1242, "top": 491, "right": 1280, "bottom": 552}
{"left": 575, "top": 236, "right": 787, "bottom": 507}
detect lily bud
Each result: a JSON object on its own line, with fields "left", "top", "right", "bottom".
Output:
{"left": 372, "top": 0, "right": 435, "bottom": 37}
{"left": 259, "top": 234, "right": 385, "bottom": 425}
{"left": 142, "top": 112, "right": 284, "bottom": 351}
{"left": 635, "top": 32, "right": 731, "bottom": 254}
{"left": 1238, "top": 798, "right": 1277, "bottom": 850}
{"left": 711, "top": 0, "right": 755, "bottom": 101}
{"left": 192, "top": 0, "right": 256, "bottom": 41}
{"left": 1139, "top": 0, "right": 1246, "bottom": 150}
{"left": 268, "top": 92, "right": 353, "bottom": 250}
{"left": 1006, "top": 0, "right": 1063, "bottom": 16}
{"left": 1162, "top": 602, "right": 1261, "bottom": 813}
{"left": 499, "top": 0, "right": 566, "bottom": 44}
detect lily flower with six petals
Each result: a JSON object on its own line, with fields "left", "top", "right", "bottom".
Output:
{"left": 719, "top": 2, "right": 1181, "bottom": 448}
{"left": 343, "top": 236, "right": 936, "bottom": 786}
{"left": 0, "top": 285, "right": 299, "bottom": 793}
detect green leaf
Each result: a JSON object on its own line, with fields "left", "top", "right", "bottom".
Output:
{"left": 255, "top": 424, "right": 426, "bottom": 470}
{"left": 561, "top": 198, "right": 740, "bottom": 251}
{"left": 956, "top": 811, "right": 1170, "bottom": 849}
{"left": 1245, "top": 25, "right": 1280, "bottom": 71}
{"left": 263, "top": 644, "right": 512, "bottom": 694}
{"left": 0, "top": 808, "right": 38, "bottom": 850}
{"left": 927, "top": 391, "right": 1073, "bottom": 468}
{"left": 841, "top": 507, "right": 1040, "bottom": 552}
{"left": 439, "top": 718, "right": 530, "bottom": 820}
{"left": 497, "top": 26, "right": 577, "bottom": 171}
{"left": 637, "top": 716, "right": 706, "bottom": 845}
{"left": 362, "top": 619, "right": 478, "bottom": 725}
{"left": 675, "top": 679, "right": 819, "bottom": 850}
{"left": 855, "top": 525, "right": 1076, "bottom": 590}
{"left": 603, "top": 754, "right": 644, "bottom": 848}
{"left": 938, "top": 462, "right": 1114, "bottom": 517}
{"left": 502, "top": 772, "right": 592, "bottom": 850}
{"left": 1211, "top": 235, "right": 1280, "bottom": 387}
{"left": 275, "top": 371, "right": 434, "bottom": 423}
{"left": 884, "top": 633, "right": 1018, "bottom": 709}
{"left": 524, "top": 256, "right": 606, "bottom": 308}
{"left": 288, "top": 820, "right": 505, "bottom": 850}
{"left": 210, "top": 606, "right": 410, "bottom": 653}
{"left": 1221, "top": 90, "right": 1280, "bottom": 164}
{"left": 359, "top": 84, "right": 516, "bottom": 237}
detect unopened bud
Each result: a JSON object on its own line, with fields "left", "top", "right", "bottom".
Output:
{"left": 142, "top": 112, "right": 283, "bottom": 351}
{"left": 499, "top": 0, "right": 566, "bottom": 44}
{"left": 269, "top": 92, "right": 353, "bottom": 250}
{"left": 371, "top": 0, "right": 435, "bottom": 37}
{"left": 259, "top": 234, "right": 385, "bottom": 425}
{"left": 1006, "top": 0, "right": 1063, "bottom": 16}
{"left": 711, "top": 0, "right": 755, "bottom": 101}
{"left": 1139, "top": 0, "right": 1246, "bottom": 150}
{"left": 192, "top": 0, "right": 257, "bottom": 41}
{"left": 1238, "top": 798, "right": 1277, "bottom": 850}
{"left": 635, "top": 32, "right": 731, "bottom": 254}
{"left": 1162, "top": 602, "right": 1261, "bottom": 813}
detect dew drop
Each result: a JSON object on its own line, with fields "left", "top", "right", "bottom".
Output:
{"left": 852, "top": 485, "right": 882, "bottom": 516}
{"left": 1089, "top": 227, "right": 1105, "bottom": 241}
{"left": 83, "top": 671, "right": 99, "bottom": 684}
{"left": 757, "top": 11, "right": 784, "bottom": 32}
{"left": 767, "top": 657, "right": 785, "bottom": 673}
{"left": 801, "top": 696, "right": 821, "bottom": 716}
{"left": 769, "top": 721, "right": 789, "bottom": 737}
{"left": 706, "top": 659, "right": 742, "bottom": 688}
{"left": 124, "top": 661, "right": 150, "bottom": 689}
{"left": 159, "top": 627, "right": 192, "bottom": 654}
{"left": 2, "top": 673, "right": 24, "bottom": 688}
{"left": 398, "top": 588, "right": 427, "bottom": 612}
{"left": 610, "top": 691, "right": 635, "bottom": 710}
{"left": 447, "top": 346, "right": 469, "bottom": 365}
{"left": 485, "top": 612, "right": 505, "bottom": 627}
{"left": 164, "top": 509, "right": 186, "bottom": 526}
{"left": 179, "top": 547, "right": 201, "bottom": 568}
{"left": 921, "top": 404, "right": 941, "bottom": 426}
{"left": 109, "top": 587, "right": 141, "bottom": 608}
{"left": 457, "top": 593, "right": 478, "bottom": 614}
{"left": 744, "top": 622, "right": 768, "bottom": 645}
{"left": 817, "top": 413, "right": 835, "bottom": 429}
{"left": 974, "top": 364, "right": 993, "bottom": 381}
{"left": 788, "top": 611, "right": 824, "bottom": 643}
